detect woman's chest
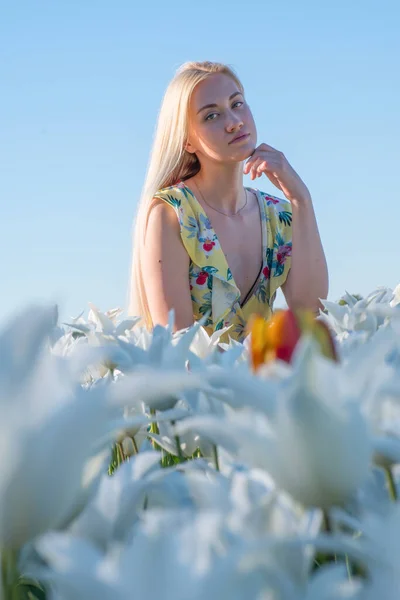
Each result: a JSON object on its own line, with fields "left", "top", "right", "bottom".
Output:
{"left": 208, "top": 205, "right": 264, "bottom": 302}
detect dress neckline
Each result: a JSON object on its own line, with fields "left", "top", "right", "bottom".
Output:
{"left": 178, "top": 180, "right": 267, "bottom": 311}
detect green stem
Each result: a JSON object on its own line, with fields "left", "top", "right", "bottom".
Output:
{"left": 149, "top": 409, "right": 161, "bottom": 451}
{"left": 175, "top": 436, "right": 184, "bottom": 461}
{"left": 116, "top": 442, "right": 125, "bottom": 465}
{"left": 131, "top": 436, "right": 139, "bottom": 455}
{"left": 345, "top": 553, "right": 353, "bottom": 580}
{"left": 385, "top": 467, "right": 398, "bottom": 501}
{"left": 1, "top": 549, "right": 20, "bottom": 600}
{"left": 321, "top": 511, "right": 338, "bottom": 564}
{"left": 171, "top": 420, "right": 185, "bottom": 463}
{"left": 322, "top": 510, "right": 332, "bottom": 533}
{"left": 150, "top": 408, "right": 159, "bottom": 431}
{"left": 213, "top": 445, "right": 220, "bottom": 471}
{"left": 108, "top": 444, "right": 119, "bottom": 475}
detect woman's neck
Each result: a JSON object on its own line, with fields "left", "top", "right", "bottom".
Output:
{"left": 185, "top": 163, "right": 248, "bottom": 214}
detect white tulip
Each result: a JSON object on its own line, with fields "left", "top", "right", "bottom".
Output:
{"left": 189, "top": 325, "right": 232, "bottom": 360}
{"left": 0, "top": 305, "right": 120, "bottom": 549}
{"left": 118, "top": 510, "right": 286, "bottom": 600}
{"left": 304, "top": 564, "right": 364, "bottom": 599}
{"left": 109, "top": 368, "right": 208, "bottom": 412}
{"left": 26, "top": 531, "right": 124, "bottom": 600}
{"left": 390, "top": 283, "right": 400, "bottom": 307}
{"left": 68, "top": 452, "right": 161, "bottom": 549}
{"left": 177, "top": 339, "right": 372, "bottom": 509}
{"left": 329, "top": 505, "right": 400, "bottom": 599}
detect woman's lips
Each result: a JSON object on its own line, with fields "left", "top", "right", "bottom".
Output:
{"left": 230, "top": 133, "right": 250, "bottom": 144}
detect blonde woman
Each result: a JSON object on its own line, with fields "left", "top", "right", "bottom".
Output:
{"left": 127, "top": 61, "right": 328, "bottom": 343}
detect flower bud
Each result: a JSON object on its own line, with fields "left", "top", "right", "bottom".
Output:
{"left": 249, "top": 309, "right": 337, "bottom": 371}
{"left": 121, "top": 436, "right": 136, "bottom": 457}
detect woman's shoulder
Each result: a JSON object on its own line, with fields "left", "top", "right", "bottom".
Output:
{"left": 256, "top": 188, "right": 291, "bottom": 208}
{"left": 154, "top": 181, "right": 196, "bottom": 204}
{"left": 152, "top": 181, "right": 200, "bottom": 234}
{"left": 155, "top": 181, "right": 181, "bottom": 193}
{"left": 157, "top": 179, "right": 199, "bottom": 195}
{"left": 256, "top": 188, "right": 293, "bottom": 228}
{"left": 153, "top": 182, "right": 185, "bottom": 205}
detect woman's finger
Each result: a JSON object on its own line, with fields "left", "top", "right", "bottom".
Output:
{"left": 249, "top": 157, "right": 265, "bottom": 180}
{"left": 243, "top": 157, "right": 256, "bottom": 175}
{"left": 256, "top": 160, "right": 269, "bottom": 176}
{"left": 255, "top": 157, "right": 284, "bottom": 189}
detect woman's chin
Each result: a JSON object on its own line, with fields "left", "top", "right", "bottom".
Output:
{"left": 246, "top": 150, "right": 256, "bottom": 160}
{"left": 236, "top": 146, "right": 256, "bottom": 162}
{"left": 238, "top": 141, "right": 257, "bottom": 160}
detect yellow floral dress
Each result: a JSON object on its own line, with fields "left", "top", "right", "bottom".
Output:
{"left": 153, "top": 180, "right": 293, "bottom": 343}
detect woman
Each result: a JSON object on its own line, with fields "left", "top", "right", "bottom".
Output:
{"left": 127, "top": 61, "right": 328, "bottom": 343}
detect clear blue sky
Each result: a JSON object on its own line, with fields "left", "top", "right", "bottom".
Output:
{"left": 1, "top": 0, "right": 399, "bottom": 324}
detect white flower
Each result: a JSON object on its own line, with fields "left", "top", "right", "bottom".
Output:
{"left": 390, "top": 283, "right": 400, "bottom": 307}
{"left": 25, "top": 532, "right": 124, "bottom": 600}
{"left": 328, "top": 505, "right": 400, "bottom": 599}
{"left": 67, "top": 303, "right": 140, "bottom": 337}
{"left": 190, "top": 326, "right": 231, "bottom": 360}
{"left": 177, "top": 339, "right": 372, "bottom": 509}
{"left": 320, "top": 286, "right": 397, "bottom": 343}
{"left": 304, "top": 564, "right": 364, "bottom": 600}
{"left": 118, "top": 510, "right": 290, "bottom": 600}
{"left": 68, "top": 452, "right": 161, "bottom": 549}
{"left": 109, "top": 368, "right": 208, "bottom": 412}
{"left": 0, "top": 305, "right": 115, "bottom": 549}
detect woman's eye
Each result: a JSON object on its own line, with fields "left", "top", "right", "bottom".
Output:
{"left": 205, "top": 101, "right": 243, "bottom": 121}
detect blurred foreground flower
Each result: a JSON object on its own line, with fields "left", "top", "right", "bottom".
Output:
{"left": 177, "top": 339, "right": 371, "bottom": 510}
{"left": 0, "top": 283, "right": 399, "bottom": 599}
{"left": 0, "top": 304, "right": 114, "bottom": 551}
{"left": 249, "top": 309, "right": 337, "bottom": 370}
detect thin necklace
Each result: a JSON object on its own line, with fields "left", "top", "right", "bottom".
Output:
{"left": 195, "top": 182, "right": 248, "bottom": 217}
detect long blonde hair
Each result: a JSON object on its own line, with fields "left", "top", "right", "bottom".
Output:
{"left": 126, "top": 60, "right": 244, "bottom": 328}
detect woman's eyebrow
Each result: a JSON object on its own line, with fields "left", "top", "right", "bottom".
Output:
{"left": 196, "top": 91, "right": 243, "bottom": 115}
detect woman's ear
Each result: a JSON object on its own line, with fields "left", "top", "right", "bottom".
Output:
{"left": 185, "top": 141, "right": 196, "bottom": 154}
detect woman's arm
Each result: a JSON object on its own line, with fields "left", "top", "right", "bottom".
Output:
{"left": 281, "top": 196, "right": 329, "bottom": 312}
{"left": 142, "top": 200, "right": 195, "bottom": 331}
{"left": 242, "top": 142, "right": 328, "bottom": 313}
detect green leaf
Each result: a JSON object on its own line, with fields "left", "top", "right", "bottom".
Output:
{"left": 165, "top": 194, "right": 181, "bottom": 209}
{"left": 257, "top": 285, "right": 267, "bottom": 304}
{"left": 202, "top": 266, "right": 218, "bottom": 275}
{"left": 180, "top": 185, "right": 192, "bottom": 202}
{"left": 279, "top": 210, "right": 292, "bottom": 226}
{"left": 17, "top": 578, "right": 47, "bottom": 600}
{"left": 199, "top": 304, "right": 212, "bottom": 316}
{"left": 274, "top": 263, "right": 285, "bottom": 277}
{"left": 266, "top": 248, "right": 274, "bottom": 267}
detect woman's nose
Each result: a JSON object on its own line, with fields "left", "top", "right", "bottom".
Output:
{"left": 227, "top": 117, "right": 244, "bottom": 132}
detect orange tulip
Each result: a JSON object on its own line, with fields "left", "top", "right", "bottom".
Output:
{"left": 249, "top": 309, "right": 337, "bottom": 371}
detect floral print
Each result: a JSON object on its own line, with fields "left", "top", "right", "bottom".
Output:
{"left": 265, "top": 196, "right": 280, "bottom": 206}
{"left": 153, "top": 181, "right": 292, "bottom": 343}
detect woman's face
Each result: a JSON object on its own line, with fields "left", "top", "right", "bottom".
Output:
{"left": 186, "top": 73, "right": 257, "bottom": 163}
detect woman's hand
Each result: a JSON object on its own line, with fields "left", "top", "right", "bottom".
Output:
{"left": 243, "top": 143, "right": 311, "bottom": 204}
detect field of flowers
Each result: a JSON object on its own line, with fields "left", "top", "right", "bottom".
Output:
{"left": 1, "top": 284, "right": 400, "bottom": 599}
